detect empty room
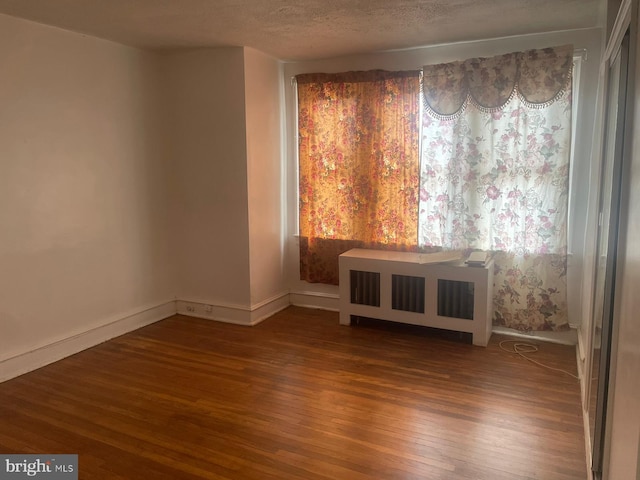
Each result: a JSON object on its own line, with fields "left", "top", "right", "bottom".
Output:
{"left": 1, "top": 1, "right": 639, "bottom": 479}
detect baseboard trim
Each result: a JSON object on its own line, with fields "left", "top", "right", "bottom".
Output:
{"left": 577, "top": 332, "right": 592, "bottom": 478}
{"left": 0, "top": 300, "right": 177, "bottom": 383}
{"left": 250, "top": 293, "right": 291, "bottom": 325}
{"left": 492, "top": 325, "right": 578, "bottom": 346}
{"left": 289, "top": 290, "right": 340, "bottom": 312}
{"left": 583, "top": 403, "right": 594, "bottom": 479}
{"left": 177, "top": 292, "right": 290, "bottom": 326}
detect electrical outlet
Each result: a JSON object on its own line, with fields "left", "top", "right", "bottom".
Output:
{"left": 186, "top": 305, "right": 195, "bottom": 312}
{"left": 204, "top": 305, "right": 213, "bottom": 314}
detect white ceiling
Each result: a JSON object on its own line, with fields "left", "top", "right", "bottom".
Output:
{"left": 0, "top": 0, "right": 601, "bottom": 61}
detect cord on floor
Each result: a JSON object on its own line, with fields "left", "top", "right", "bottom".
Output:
{"left": 499, "top": 340, "right": 580, "bottom": 380}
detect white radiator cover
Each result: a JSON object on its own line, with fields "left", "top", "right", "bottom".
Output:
{"left": 338, "top": 248, "right": 494, "bottom": 346}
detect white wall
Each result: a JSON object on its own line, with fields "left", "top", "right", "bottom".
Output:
{"left": 162, "top": 48, "right": 252, "bottom": 308}
{"left": 283, "top": 28, "right": 603, "bottom": 327}
{"left": 163, "top": 47, "right": 288, "bottom": 323}
{"left": 244, "top": 48, "right": 288, "bottom": 306}
{"left": 0, "top": 14, "right": 174, "bottom": 371}
{"left": 0, "top": 28, "right": 288, "bottom": 376}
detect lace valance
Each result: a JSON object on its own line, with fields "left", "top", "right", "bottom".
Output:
{"left": 422, "top": 44, "right": 573, "bottom": 119}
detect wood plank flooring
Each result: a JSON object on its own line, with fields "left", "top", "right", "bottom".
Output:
{"left": 0, "top": 306, "right": 586, "bottom": 479}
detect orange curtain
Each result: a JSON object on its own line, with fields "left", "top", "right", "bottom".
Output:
{"left": 297, "top": 70, "right": 421, "bottom": 284}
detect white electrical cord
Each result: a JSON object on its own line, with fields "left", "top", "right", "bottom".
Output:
{"left": 499, "top": 340, "right": 580, "bottom": 380}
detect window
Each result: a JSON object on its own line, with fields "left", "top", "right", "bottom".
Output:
{"left": 296, "top": 45, "right": 575, "bottom": 331}
{"left": 296, "top": 70, "right": 421, "bottom": 284}
{"left": 418, "top": 45, "right": 574, "bottom": 331}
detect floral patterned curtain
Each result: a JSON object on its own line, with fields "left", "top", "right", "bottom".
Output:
{"left": 419, "top": 45, "right": 573, "bottom": 331}
{"left": 297, "top": 70, "right": 421, "bottom": 284}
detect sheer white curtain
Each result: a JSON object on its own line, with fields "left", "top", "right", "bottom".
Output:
{"left": 419, "top": 45, "right": 573, "bottom": 331}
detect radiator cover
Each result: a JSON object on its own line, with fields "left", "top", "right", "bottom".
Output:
{"left": 338, "top": 249, "right": 494, "bottom": 346}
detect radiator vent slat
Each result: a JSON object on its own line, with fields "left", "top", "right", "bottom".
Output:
{"left": 349, "top": 270, "right": 475, "bottom": 319}
{"left": 438, "top": 279, "right": 474, "bottom": 320}
{"left": 391, "top": 275, "right": 425, "bottom": 313}
{"left": 350, "top": 270, "right": 380, "bottom": 307}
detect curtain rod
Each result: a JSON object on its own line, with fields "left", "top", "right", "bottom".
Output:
{"left": 289, "top": 48, "right": 589, "bottom": 84}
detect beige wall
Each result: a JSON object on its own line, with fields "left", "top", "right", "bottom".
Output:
{"left": 0, "top": 14, "right": 173, "bottom": 363}
{"left": 162, "top": 46, "right": 287, "bottom": 317}
{"left": 162, "top": 48, "right": 252, "bottom": 308}
{"left": 244, "top": 48, "right": 287, "bottom": 306}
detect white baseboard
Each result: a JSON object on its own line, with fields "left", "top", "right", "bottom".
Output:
{"left": 250, "top": 293, "right": 291, "bottom": 324}
{"left": 492, "top": 325, "right": 578, "bottom": 346}
{"left": 289, "top": 290, "right": 340, "bottom": 312}
{"left": 0, "top": 291, "right": 335, "bottom": 383}
{"left": 0, "top": 300, "right": 177, "bottom": 383}
{"left": 177, "top": 292, "right": 290, "bottom": 326}
{"left": 583, "top": 403, "right": 594, "bottom": 478}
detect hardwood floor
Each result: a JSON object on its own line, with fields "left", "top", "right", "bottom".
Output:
{"left": 0, "top": 307, "right": 586, "bottom": 479}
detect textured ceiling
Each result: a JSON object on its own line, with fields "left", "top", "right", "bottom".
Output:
{"left": 0, "top": 0, "right": 600, "bottom": 61}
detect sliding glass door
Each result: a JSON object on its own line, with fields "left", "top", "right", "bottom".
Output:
{"left": 589, "top": 30, "right": 630, "bottom": 478}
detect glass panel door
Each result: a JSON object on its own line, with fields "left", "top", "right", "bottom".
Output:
{"left": 589, "top": 31, "right": 630, "bottom": 477}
